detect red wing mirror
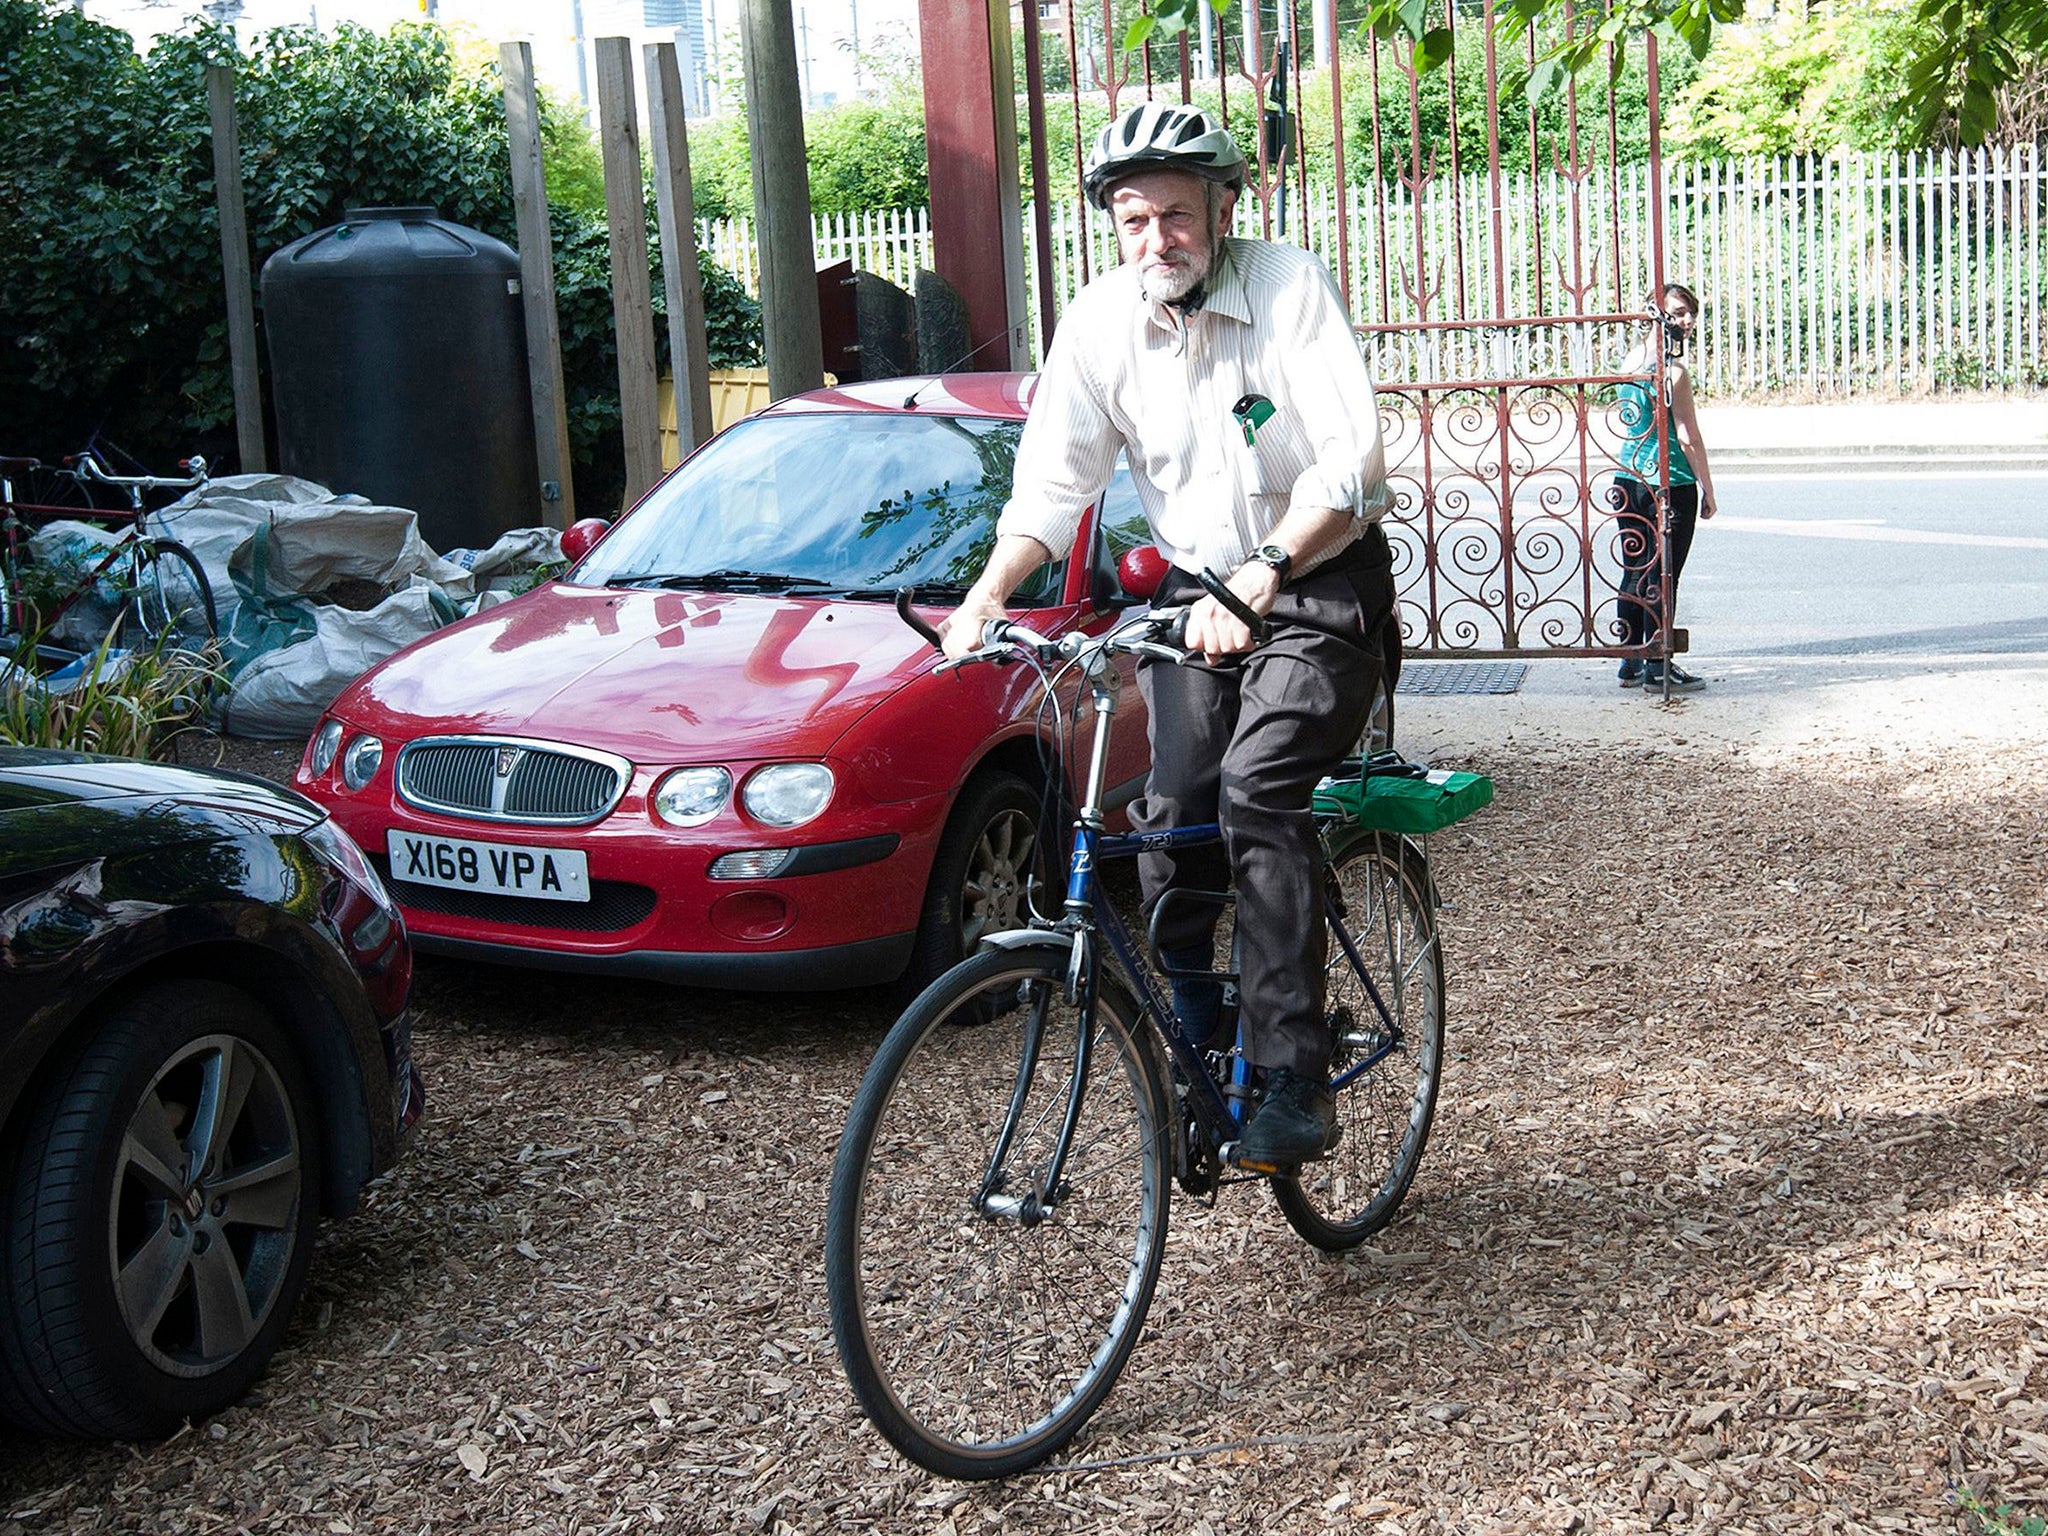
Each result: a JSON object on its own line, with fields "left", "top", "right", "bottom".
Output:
{"left": 560, "top": 517, "right": 613, "bottom": 564}
{"left": 1116, "top": 544, "right": 1170, "bottom": 603}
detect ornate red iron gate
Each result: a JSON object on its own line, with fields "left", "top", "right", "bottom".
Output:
{"left": 1016, "top": 0, "right": 1688, "bottom": 662}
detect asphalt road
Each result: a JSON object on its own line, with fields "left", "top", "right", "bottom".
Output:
{"left": 1683, "top": 469, "right": 2048, "bottom": 658}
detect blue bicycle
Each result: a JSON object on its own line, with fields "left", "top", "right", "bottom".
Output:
{"left": 824, "top": 588, "right": 1490, "bottom": 1479}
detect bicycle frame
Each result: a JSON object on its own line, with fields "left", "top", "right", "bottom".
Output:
{"left": 1002, "top": 623, "right": 1413, "bottom": 1206}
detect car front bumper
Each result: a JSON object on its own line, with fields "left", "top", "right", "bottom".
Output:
{"left": 409, "top": 929, "right": 916, "bottom": 991}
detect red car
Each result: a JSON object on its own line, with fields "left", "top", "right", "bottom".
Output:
{"left": 295, "top": 374, "right": 1153, "bottom": 991}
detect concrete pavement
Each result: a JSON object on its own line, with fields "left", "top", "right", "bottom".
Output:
{"left": 1700, "top": 396, "right": 2048, "bottom": 471}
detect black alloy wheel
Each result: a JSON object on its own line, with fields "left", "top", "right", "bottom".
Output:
{"left": 0, "top": 980, "right": 320, "bottom": 1439}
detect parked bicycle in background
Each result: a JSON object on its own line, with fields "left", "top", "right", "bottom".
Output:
{"left": 0, "top": 446, "right": 218, "bottom": 655}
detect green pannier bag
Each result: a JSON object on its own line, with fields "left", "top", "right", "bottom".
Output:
{"left": 1312, "top": 763, "right": 1494, "bottom": 835}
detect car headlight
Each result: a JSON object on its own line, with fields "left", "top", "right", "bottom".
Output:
{"left": 742, "top": 763, "right": 834, "bottom": 828}
{"left": 309, "top": 719, "right": 344, "bottom": 777}
{"left": 341, "top": 734, "right": 384, "bottom": 791}
{"left": 654, "top": 766, "right": 732, "bottom": 827}
{"left": 305, "top": 818, "right": 395, "bottom": 909}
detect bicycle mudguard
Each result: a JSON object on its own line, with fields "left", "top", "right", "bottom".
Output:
{"left": 978, "top": 928, "right": 1073, "bottom": 955}
{"left": 1313, "top": 765, "right": 1494, "bottom": 835}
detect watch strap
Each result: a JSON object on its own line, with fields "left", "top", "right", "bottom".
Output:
{"left": 1248, "top": 543, "right": 1292, "bottom": 581}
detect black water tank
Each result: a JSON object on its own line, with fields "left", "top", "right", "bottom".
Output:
{"left": 262, "top": 206, "right": 541, "bottom": 553}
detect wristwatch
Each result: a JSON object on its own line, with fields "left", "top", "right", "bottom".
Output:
{"left": 1245, "top": 543, "right": 1292, "bottom": 582}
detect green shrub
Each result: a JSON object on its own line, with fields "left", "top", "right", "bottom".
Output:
{"left": 688, "top": 113, "right": 759, "bottom": 219}
{"left": 1664, "top": 2, "right": 1938, "bottom": 157}
{"left": 0, "top": 2, "right": 761, "bottom": 516}
{"left": 686, "top": 90, "right": 929, "bottom": 219}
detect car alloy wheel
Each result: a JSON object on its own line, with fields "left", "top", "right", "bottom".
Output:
{"left": 959, "top": 806, "right": 1037, "bottom": 949}
{"left": 906, "top": 771, "right": 1047, "bottom": 992}
{"left": 112, "top": 1032, "right": 303, "bottom": 1379}
{"left": 1, "top": 980, "right": 321, "bottom": 1439}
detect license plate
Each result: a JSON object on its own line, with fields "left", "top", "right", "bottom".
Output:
{"left": 386, "top": 831, "right": 591, "bottom": 902}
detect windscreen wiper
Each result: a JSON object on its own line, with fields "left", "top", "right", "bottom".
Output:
{"left": 613, "top": 570, "right": 837, "bottom": 592}
{"left": 835, "top": 581, "right": 973, "bottom": 602}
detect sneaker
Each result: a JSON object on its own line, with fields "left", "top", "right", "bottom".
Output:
{"left": 1617, "top": 659, "right": 1645, "bottom": 688}
{"left": 1237, "top": 1067, "right": 1338, "bottom": 1165}
{"left": 1642, "top": 662, "right": 1705, "bottom": 694}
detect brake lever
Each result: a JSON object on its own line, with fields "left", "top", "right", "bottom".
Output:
{"left": 934, "top": 645, "right": 1013, "bottom": 674}
{"left": 1126, "top": 641, "right": 1195, "bottom": 667}
{"left": 1192, "top": 568, "right": 1272, "bottom": 645}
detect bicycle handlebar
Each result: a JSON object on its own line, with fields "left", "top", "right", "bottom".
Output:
{"left": 1192, "top": 566, "right": 1272, "bottom": 645}
{"left": 895, "top": 588, "right": 945, "bottom": 650}
{"left": 896, "top": 563, "right": 1267, "bottom": 672}
{"left": 69, "top": 449, "right": 209, "bottom": 493}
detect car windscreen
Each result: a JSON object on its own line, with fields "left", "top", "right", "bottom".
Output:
{"left": 574, "top": 412, "right": 1064, "bottom": 604}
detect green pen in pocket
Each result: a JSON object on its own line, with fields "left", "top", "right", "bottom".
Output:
{"left": 1232, "top": 393, "right": 1275, "bottom": 447}
{"left": 1231, "top": 393, "right": 1276, "bottom": 496}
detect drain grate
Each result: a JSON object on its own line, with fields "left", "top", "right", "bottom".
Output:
{"left": 1396, "top": 661, "right": 1529, "bottom": 696}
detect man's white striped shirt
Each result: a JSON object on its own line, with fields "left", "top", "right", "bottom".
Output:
{"left": 998, "top": 236, "right": 1390, "bottom": 579}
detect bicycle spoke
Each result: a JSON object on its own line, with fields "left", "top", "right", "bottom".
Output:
{"left": 1277, "top": 838, "right": 1445, "bottom": 1252}
{"left": 827, "top": 954, "right": 1168, "bottom": 1475}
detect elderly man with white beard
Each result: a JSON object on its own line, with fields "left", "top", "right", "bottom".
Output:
{"left": 939, "top": 103, "right": 1395, "bottom": 1165}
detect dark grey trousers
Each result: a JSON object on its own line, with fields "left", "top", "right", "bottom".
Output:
{"left": 1129, "top": 528, "right": 1395, "bottom": 1077}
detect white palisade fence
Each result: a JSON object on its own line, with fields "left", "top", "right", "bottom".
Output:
{"left": 698, "top": 145, "right": 2047, "bottom": 397}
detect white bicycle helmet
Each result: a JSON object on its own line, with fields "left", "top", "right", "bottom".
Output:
{"left": 1083, "top": 103, "right": 1247, "bottom": 209}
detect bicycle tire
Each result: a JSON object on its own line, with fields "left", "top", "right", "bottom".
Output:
{"left": 1273, "top": 831, "right": 1444, "bottom": 1251}
{"left": 825, "top": 947, "right": 1170, "bottom": 1478}
{"left": 126, "top": 538, "right": 218, "bottom": 645}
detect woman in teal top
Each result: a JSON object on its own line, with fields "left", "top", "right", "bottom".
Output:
{"left": 1612, "top": 283, "right": 1719, "bottom": 692}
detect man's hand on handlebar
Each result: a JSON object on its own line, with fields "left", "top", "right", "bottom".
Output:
{"left": 1185, "top": 562, "right": 1280, "bottom": 663}
{"left": 939, "top": 587, "right": 1011, "bottom": 661}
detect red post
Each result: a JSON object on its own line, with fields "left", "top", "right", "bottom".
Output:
{"left": 918, "top": 0, "right": 1027, "bottom": 369}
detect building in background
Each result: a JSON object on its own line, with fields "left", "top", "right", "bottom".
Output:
{"left": 83, "top": 0, "right": 900, "bottom": 115}
{"left": 639, "top": 0, "right": 713, "bottom": 115}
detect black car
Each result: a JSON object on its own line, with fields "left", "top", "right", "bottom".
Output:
{"left": 0, "top": 747, "right": 422, "bottom": 1439}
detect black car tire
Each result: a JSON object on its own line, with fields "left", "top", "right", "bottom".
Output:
{"left": 904, "top": 770, "right": 1047, "bottom": 993}
{"left": 0, "top": 980, "right": 321, "bottom": 1439}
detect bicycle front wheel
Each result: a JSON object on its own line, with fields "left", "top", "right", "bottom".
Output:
{"left": 825, "top": 948, "right": 1170, "bottom": 1479}
{"left": 127, "top": 538, "right": 218, "bottom": 645}
{"left": 1275, "top": 832, "right": 1444, "bottom": 1251}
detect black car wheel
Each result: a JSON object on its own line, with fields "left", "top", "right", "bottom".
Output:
{"left": 1, "top": 979, "right": 320, "bottom": 1439}
{"left": 905, "top": 770, "right": 1046, "bottom": 992}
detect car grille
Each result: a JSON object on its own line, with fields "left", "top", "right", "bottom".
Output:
{"left": 396, "top": 738, "right": 628, "bottom": 825}
{"left": 372, "top": 857, "right": 657, "bottom": 933}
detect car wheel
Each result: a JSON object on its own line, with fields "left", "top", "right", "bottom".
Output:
{"left": 905, "top": 770, "right": 1046, "bottom": 992}
{"left": 0, "top": 980, "right": 321, "bottom": 1439}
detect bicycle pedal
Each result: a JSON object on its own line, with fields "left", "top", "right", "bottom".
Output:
{"left": 1221, "top": 1126, "right": 1343, "bottom": 1178}
{"left": 1230, "top": 1152, "right": 1294, "bottom": 1177}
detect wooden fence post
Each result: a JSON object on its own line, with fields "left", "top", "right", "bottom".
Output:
{"left": 595, "top": 36, "right": 664, "bottom": 507}
{"left": 205, "top": 64, "right": 267, "bottom": 474}
{"left": 645, "top": 42, "right": 715, "bottom": 457}
{"left": 500, "top": 41, "right": 575, "bottom": 527}
{"left": 740, "top": 0, "right": 824, "bottom": 399}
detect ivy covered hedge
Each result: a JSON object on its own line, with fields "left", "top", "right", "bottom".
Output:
{"left": 0, "top": 2, "right": 762, "bottom": 515}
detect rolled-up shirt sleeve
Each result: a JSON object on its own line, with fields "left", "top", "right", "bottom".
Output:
{"left": 1281, "top": 264, "right": 1390, "bottom": 523}
{"left": 996, "top": 319, "right": 1122, "bottom": 556}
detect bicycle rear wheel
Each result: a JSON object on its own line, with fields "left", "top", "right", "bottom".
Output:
{"left": 825, "top": 947, "right": 1170, "bottom": 1479}
{"left": 126, "top": 538, "right": 218, "bottom": 646}
{"left": 1274, "top": 832, "right": 1444, "bottom": 1251}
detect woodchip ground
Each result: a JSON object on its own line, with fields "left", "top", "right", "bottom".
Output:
{"left": 4, "top": 655, "right": 2044, "bottom": 1534}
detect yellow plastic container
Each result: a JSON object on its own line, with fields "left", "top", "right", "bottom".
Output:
{"left": 659, "top": 368, "right": 835, "bottom": 468}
